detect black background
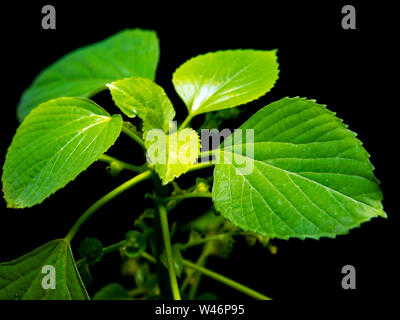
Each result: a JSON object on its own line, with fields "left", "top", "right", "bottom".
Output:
{"left": 0, "top": 0, "right": 397, "bottom": 304}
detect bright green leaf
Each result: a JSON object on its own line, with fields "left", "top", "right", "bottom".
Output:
{"left": 17, "top": 29, "right": 159, "bottom": 121}
{"left": 212, "top": 97, "right": 385, "bottom": 240}
{"left": 2, "top": 97, "right": 122, "bottom": 208}
{"left": 0, "top": 239, "right": 89, "bottom": 300}
{"left": 172, "top": 49, "right": 279, "bottom": 116}
{"left": 145, "top": 128, "right": 200, "bottom": 184}
{"left": 107, "top": 77, "right": 175, "bottom": 133}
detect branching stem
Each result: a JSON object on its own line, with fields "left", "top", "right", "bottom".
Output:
{"left": 188, "top": 162, "right": 214, "bottom": 172}
{"left": 188, "top": 244, "right": 209, "bottom": 299}
{"left": 141, "top": 251, "right": 271, "bottom": 300}
{"left": 179, "top": 113, "right": 195, "bottom": 130}
{"left": 98, "top": 154, "right": 144, "bottom": 173}
{"left": 77, "top": 239, "right": 272, "bottom": 300}
{"left": 184, "top": 260, "right": 272, "bottom": 300}
{"left": 158, "top": 204, "right": 181, "bottom": 300}
{"left": 181, "top": 231, "right": 258, "bottom": 250}
{"left": 163, "top": 192, "right": 212, "bottom": 202}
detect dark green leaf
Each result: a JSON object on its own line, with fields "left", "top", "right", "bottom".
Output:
{"left": 0, "top": 239, "right": 89, "bottom": 300}
{"left": 18, "top": 29, "right": 159, "bottom": 121}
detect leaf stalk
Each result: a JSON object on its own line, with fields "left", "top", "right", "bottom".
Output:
{"left": 98, "top": 154, "right": 144, "bottom": 173}
{"left": 121, "top": 122, "right": 145, "bottom": 148}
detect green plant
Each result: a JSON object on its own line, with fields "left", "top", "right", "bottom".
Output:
{"left": 0, "top": 29, "right": 385, "bottom": 300}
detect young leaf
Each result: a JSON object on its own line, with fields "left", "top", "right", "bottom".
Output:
{"left": 212, "top": 97, "right": 385, "bottom": 240}
{"left": 107, "top": 77, "right": 175, "bottom": 133}
{"left": 2, "top": 97, "right": 122, "bottom": 208}
{"left": 145, "top": 128, "right": 200, "bottom": 184}
{"left": 172, "top": 49, "right": 279, "bottom": 116}
{"left": 17, "top": 29, "right": 159, "bottom": 121}
{"left": 0, "top": 239, "right": 89, "bottom": 300}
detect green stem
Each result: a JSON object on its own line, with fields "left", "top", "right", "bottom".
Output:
{"left": 142, "top": 252, "right": 157, "bottom": 263}
{"left": 122, "top": 122, "right": 145, "bottom": 148}
{"left": 141, "top": 251, "right": 271, "bottom": 300}
{"left": 76, "top": 240, "right": 126, "bottom": 267}
{"left": 164, "top": 192, "right": 212, "bottom": 202}
{"left": 187, "top": 162, "right": 214, "bottom": 172}
{"left": 188, "top": 244, "right": 210, "bottom": 299}
{"left": 65, "top": 170, "right": 152, "bottom": 243}
{"left": 181, "top": 233, "right": 230, "bottom": 251}
{"left": 77, "top": 238, "right": 271, "bottom": 300}
{"left": 179, "top": 113, "right": 195, "bottom": 130}
{"left": 165, "top": 176, "right": 213, "bottom": 212}
{"left": 181, "top": 246, "right": 208, "bottom": 292}
{"left": 127, "top": 287, "right": 145, "bottom": 298}
{"left": 158, "top": 204, "right": 181, "bottom": 300}
{"left": 98, "top": 154, "right": 143, "bottom": 173}
{"left": 103, "top": 240, "right": 126, "bottom": 255}
{"left": 181, "top": 231, "right": 259, "bottom": 251}
{"left": 182, "top": 259, "right": 272, "bottom": 300}
{"left": 77, "top": 231, "right": 255, "bottom": 266}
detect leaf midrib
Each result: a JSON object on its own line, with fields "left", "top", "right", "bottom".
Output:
{"left": 7, "top": 115, "right": 112, "bottom": 205}
{"left": 190, "top": 55, "right": 266, "bottom": 114}
{"left": 219, "top": 150, "right": 384, "bottom": 216}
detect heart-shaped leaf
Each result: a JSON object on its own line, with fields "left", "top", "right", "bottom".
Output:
{"left": 17, "top": 29, "right": 159, "bottom": 121}
{"left": 107, "top": 77, "right": 175, "bottom": 133}
{"left": 0, "top": 239, "right": 89, "bottom": 300}
{"left": 172, "top": 49, "right": 279, "bottom": 116}
{"left": 2, "top": 97, "right": 122, "bottom": 208}
{"left": 212, "top": 97, "right": 385, "bottom": 240}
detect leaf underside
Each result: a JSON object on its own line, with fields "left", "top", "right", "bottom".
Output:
{"left": 212, "top": 97, "right": 385, "bottom": 240}
{"left": 2, "top": 97, "right": 122, "bottom": 208}
{"left": 0, "top": 239, "right": 89, "bottom": 300}
{"left": 17, "top": 29, "right": 159, "bottom": 121}
{"left": 172, "top": 49, "right": 279, "bottom": 116}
